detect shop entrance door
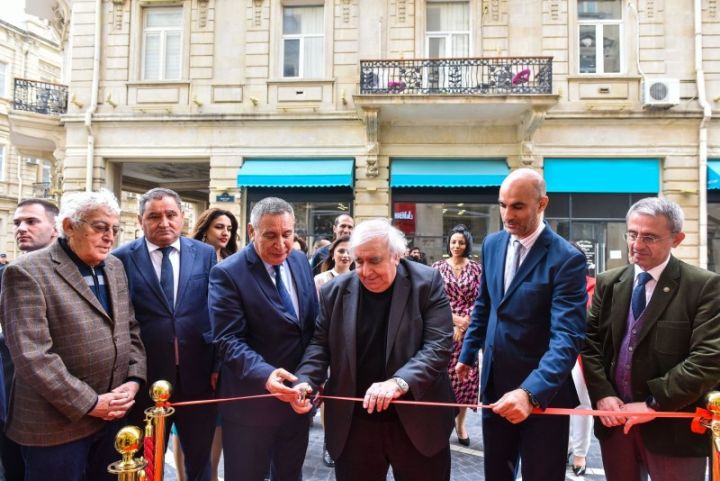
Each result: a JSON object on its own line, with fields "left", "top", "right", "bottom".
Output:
{"left": 568, "top": 221, "right": 627, "bottom": 276}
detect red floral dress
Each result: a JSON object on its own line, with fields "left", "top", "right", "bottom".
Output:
{"left": 432, "top": 259, "right": 482, "bottom": 408}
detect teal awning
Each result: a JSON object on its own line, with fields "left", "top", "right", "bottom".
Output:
{"left": 709, "top": 161, "right": 720, "bottom": 190}
{"left": 237, "top": 158, "right": 354, "bottom": 188}
{"left": 391, "top": 158, "right": 508, "bottom": 188}
{"left": 545, "top": 158, "right": 660, "bottom": 193}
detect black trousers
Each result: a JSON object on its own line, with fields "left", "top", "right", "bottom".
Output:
{"left": 335, "top": 415, "right": 451, "bottom": 481}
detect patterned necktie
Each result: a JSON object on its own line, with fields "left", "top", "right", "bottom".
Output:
{"left": 160, "top": 246, "right": 174, "bottom": 310}
{"left": 631, "top": 271, "right": 653, "bottom": 319}
{"left": 273, "top": 264, "right": 297, "bottom": 319}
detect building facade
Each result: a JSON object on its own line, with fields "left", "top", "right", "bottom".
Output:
{"left": 46, "top": 0, "right": 720, "bottom": 270}
{"left": 0, "top": 12, "right": 65, "bottom": 258}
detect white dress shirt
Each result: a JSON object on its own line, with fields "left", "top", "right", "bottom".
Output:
{"left": 504, "top": 222, "right": 546, "bottom": 292}
{"left": 146, "top": 238, "right": 181, "bottom": 306}
{"left": 263, "top": 259, "right": 300, "bottom": 317}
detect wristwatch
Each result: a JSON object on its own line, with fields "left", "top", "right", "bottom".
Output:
{"left": 645, "top": 395, "right": 660, "bottom": 410}
{"left": 521, "top": 387, "right": 540, "bottom": 408}
{"left": 393, "top": 377, "right": 409, "bottom": 394}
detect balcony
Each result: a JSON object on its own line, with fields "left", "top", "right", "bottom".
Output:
{"left": 354, "top": 56, "right": 558, "bottom": 126}
{"left": 359, "top": 56, "right": 552, "bottom": 96}
{"left": 13, "top": 78, "right": 68, "bottom": 116}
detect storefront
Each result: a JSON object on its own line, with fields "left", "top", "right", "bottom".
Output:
{"left": 237, "top": 158, "right": 355, "bottom": 246}
{"left": 544, "top": 158, "right": 661, "bottom": 276}
{"left": 390, "top": 158, "right": 508, "bottom": 265}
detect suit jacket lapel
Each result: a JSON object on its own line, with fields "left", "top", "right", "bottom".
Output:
{"left": 385, "top": 262, "right": 410, "bottom": 364}
{"left": 51, "top": 244, "right": 111, "bottom": 323}
{"left": 175, "top": 238, "right": 194, "bottom": 308}
{"left": 246, "top": 244, "right": 297, "bottom": 324}
{"left": 490, "top": 231, "right": 509, "bottom": 302}
{"left": 129, "top": 239, "right": 170, "bottom": 311}
{"left": 501, "top": 227, "right": 550, "bottom": 303}
{"left": 636, "top": 256, "right": 680, "bottom": 346}
{"left": 609, "top": 265, "right": 634, "bottom": 353}
{"left": 285, "top": 254, "right": 303, "bottom": 322}
{"left": 104, "top": 261, "right": 119, "bottom": 325}
{"left": 343, "top": 276, "right": 360, "bottom": 391}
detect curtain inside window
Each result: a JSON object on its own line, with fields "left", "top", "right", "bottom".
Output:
{"left": 143, "top": 32, "right": 161, "bottom": 80}
{"left": 427, "top": 2, "right": 469, "bottom": 32}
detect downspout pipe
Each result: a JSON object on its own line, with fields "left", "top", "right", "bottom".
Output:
{"left": 695, "top": 0, "right": 711, "bottom": 269}
{"left": 84, "top": 0, "right": 102, "bottom": 192}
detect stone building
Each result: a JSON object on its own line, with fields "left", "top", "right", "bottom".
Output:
{"left": 21, "top": 0, "right": 720, "bottom": 272}
{"left": 0, "top": 7, "right": 65, "bottom": 258}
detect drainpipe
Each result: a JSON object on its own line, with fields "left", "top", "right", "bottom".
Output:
{"left": 695, "top": 0, "right": 711, "bottom": 269}
{"left": 84, "top": 0, "right": 102, "bottom": 192}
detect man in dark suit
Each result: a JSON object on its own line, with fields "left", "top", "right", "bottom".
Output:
{"left": 114, "top": 188, "right": 217, "bottom": 481}
{"left": 273, "top": 218, "right": 455, "bottom": 481}
{"left": 0, "top": 189, "right": 145, "bottom": 481}
{"left": 583, "top": 197, "right": 720, "bottom": 481}
{"left": 310, "top": 213, "right": 354, "bottom": 275}
{"left": 209, "top": 197, "right": 318, "bottom": 481}
{"left": 456, "top": 168, "right": 587, "bottom": 481}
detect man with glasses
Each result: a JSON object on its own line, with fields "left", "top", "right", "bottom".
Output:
{"left": 0, "top": 190, "right": 145, "bottom": 481}
{"left": 114, "top": 188, "right": 217, "bottom": 481}
{"left": 583, "top": 197, "right": 720, "bottom": 481}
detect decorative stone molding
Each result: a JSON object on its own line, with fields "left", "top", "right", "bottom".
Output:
{"left": 198, "top": 0, "right": 210, "bottom": 28}
{"left": 710, "top": 0, "right": 719, "bottom": 20}
{"left": 253, "top": 0, "right": 263, "bottom": 27}
{"left": 396, "top": 0, "right": 407, "bottom": 24}
{"left": 112, "top": 0, "right": 126, "bottom": 30}
{"left": 517, "top": 109, "right": 546, "bottom": 166}
{"left": 341, "top": 0, "right": 352, "bottom": 24}
{"left": 548, "top": 0, "right": 560, "bottom": 21}
{"left": 362, "top": 108, "right": 379, "bottom": 177}
{"left": 482, "top": 0, "right": 507, "bottom": 23}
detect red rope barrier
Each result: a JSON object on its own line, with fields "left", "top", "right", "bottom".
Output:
{"left": 144, "top": 434, "right": 154, "bottom": 481}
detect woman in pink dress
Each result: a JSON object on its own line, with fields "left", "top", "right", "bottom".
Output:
{"left": 432, "top": 224, "right": 481, "bottom": 446}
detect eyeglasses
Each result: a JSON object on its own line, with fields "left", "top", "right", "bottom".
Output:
{"left": 623, "top": 232, "right": 669, "bottom": 245}
{"left": 78, "top": 219, "right": 122, "bottom": 236}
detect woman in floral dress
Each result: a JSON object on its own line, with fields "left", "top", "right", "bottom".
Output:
{"left": 432, "top": 224, "right": 482, "bottom": 446}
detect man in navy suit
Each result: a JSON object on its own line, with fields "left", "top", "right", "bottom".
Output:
{"left": 457, "top": 168, "right": 587, "bottom": 481}
{"left": 114, "top": 188, "right": 217, "bottom": 481}
{"left": 209, "top": 197, "right": 318, "bottom": 481}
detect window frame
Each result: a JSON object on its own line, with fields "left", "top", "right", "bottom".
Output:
{"left": 577, "top": 0, "right": 624, "bottom": 75}
{"left": 0, "top": 62, "right": 7, "bottom": 98}
{"left": 140, "top": 5, "right": 185, "bottom": 81}
{"left": 281, "top": 5, "right": 326, "bottom": 79}
{"left": 0, "top": 145, "right": 5, "bottom": 182}
{"left": 424, "top": 1, "right": 471, "bottom": 59}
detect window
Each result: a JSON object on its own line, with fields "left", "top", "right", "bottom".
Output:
{"left": 426, "top": 1, "right": 470, "bottom": 58}
{"left": 142, "top": 7, "right": 183, "bottom": 80}
{"left": 0, "top": 62, "right": 7, "bottom": 98}
{"left": 282, "top": 6, "right": 324, "bottom": 78}
{"left": 0, "top": 146, "right": 5, "bottom": 181}
{"left": 40, "top": 160, "right": 51, "bottom": 184}
{"left": 578, "top": 0, "right": 622, "bottom": 74}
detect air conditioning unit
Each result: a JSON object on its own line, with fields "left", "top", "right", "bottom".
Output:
{"left": 642, "top": 78, "right": 680, "bottom": 108}
{"left": 24, "top": 157, "right": 40, "bottom": 165}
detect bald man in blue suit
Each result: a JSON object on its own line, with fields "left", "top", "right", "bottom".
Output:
{"left": 457, "top": 169, "right": 587, "bottom": 481}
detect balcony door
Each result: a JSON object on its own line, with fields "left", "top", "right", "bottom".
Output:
{"left": 425, "top": 1, "right": 469, "bottom": 91}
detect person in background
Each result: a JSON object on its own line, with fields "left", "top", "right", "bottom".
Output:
{"left": 192, "top": 208, "right": 240, "bottom": 262}
{"left": 114, "top": 188, "right": 217, "bottom": 481}
{"left": 312, "top": 234, "right": 354, "bottom": 468}
{"left": 311, "top": 237, "right": 331, "bottom": 257}
{"left": 0, "top": 189, "right": 146, "bottom": 481}
{"left": 1, "top": 198, "right": 60, "bottom": 481}
{"left": 432, "top": 224, "right": 482, "bottom": 446}
{"left": 408, "top": 246, "right": 427, "bottom": 265}
{"left": 293, "top": 235, "right": 309, "bottom": 256}
{"left": 310, "top": 214, "right": 354, "bottom": 275}
{"left": 567, "top": 242, "right": 595, "bottom": 477}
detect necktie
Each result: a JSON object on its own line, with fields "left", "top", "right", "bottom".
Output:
{"left": 273, "top": 264, "right": 297, "bottom": 319}
{"left": 631, "top": 271, "right": 653, "bottom": 319}
{"left": 160, "top": 246, "right": 174, "bottom": 310}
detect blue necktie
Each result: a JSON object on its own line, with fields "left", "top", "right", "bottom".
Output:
{"left": 273, "top": 264, "right": 297, "bottom": 319}
{"left": 160, "top": 246, "right": 174, "bottom": 310}
{"left": 631, "top": 271, "right": 653, "bottom": 319}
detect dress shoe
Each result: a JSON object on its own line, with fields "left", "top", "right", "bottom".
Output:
{"left": 457, "top": 435, "right": 470, "bottom": 446}
{"left": 572, "top": 464, "right": 587, "bottom": 476}
{"left": 322, "top": 443, "right": 335, "bottom": 468}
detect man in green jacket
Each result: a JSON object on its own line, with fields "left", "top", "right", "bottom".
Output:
{"left": 583, "top": 197, "right": 720, "bottom": 481}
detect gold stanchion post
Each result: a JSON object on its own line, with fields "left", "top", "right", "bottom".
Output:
{"left": 145, "top": 380, "right": 175, "bottom": 481}
{"left": 107, "top": 425, "right": 147, "bottom": 481}
{"left": 708, "top": 391, "right": 720, "bottom": 481}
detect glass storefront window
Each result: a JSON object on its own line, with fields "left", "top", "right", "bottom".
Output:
{"left": 393, "top": 201, "right": 500, "bottom": 265}
{"left": 708, "top": 200, "right": 720, "bottom": 273}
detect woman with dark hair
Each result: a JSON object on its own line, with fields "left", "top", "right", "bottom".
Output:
{"left": 432, "top": 224, "right": 482, "bottom": 446}
{"left": 191, "top": 208, "right": 239, "bottom": 261}
{"left": 293, "top": 234, "right": 309, "bottom": 256}
{"left": 314, "top": 235, "right": 352, "bottom": 293}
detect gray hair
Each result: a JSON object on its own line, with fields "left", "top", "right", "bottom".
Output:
{"left": 57, "top": 189, "right": 121, "bottom": 238}
{"left": 250, "top": 197, "right": 295, "bottom": 228}
{"left": 627, "top": 197, "right": 684, "bottom": 233}
{"left": 138, "top": 188, "right": 182, "bottom": 216}
{"left": 349, "top": 218, "right": 407, "bottom": 258}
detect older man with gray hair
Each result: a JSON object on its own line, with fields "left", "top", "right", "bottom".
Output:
{"left": 0, "top": 189, "right": 146, "bottom": 481}
{"left": 271, "top": 218, "right": 456, "bottom": 481}
{"left": 583, "top": 197, "right": 720, "bottom": 481}
{"left": 209, "top": 196, "right": 318, "bottom": 481}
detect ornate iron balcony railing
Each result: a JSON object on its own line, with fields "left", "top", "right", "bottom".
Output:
{"left": 32, "top": 182, "right": 52, "bottom": 199}
{"left": 13, "top": 78, "right": 68, "bottom": 115}
{"left": 360, "top": 57, "right": 552, "bottom": 95}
